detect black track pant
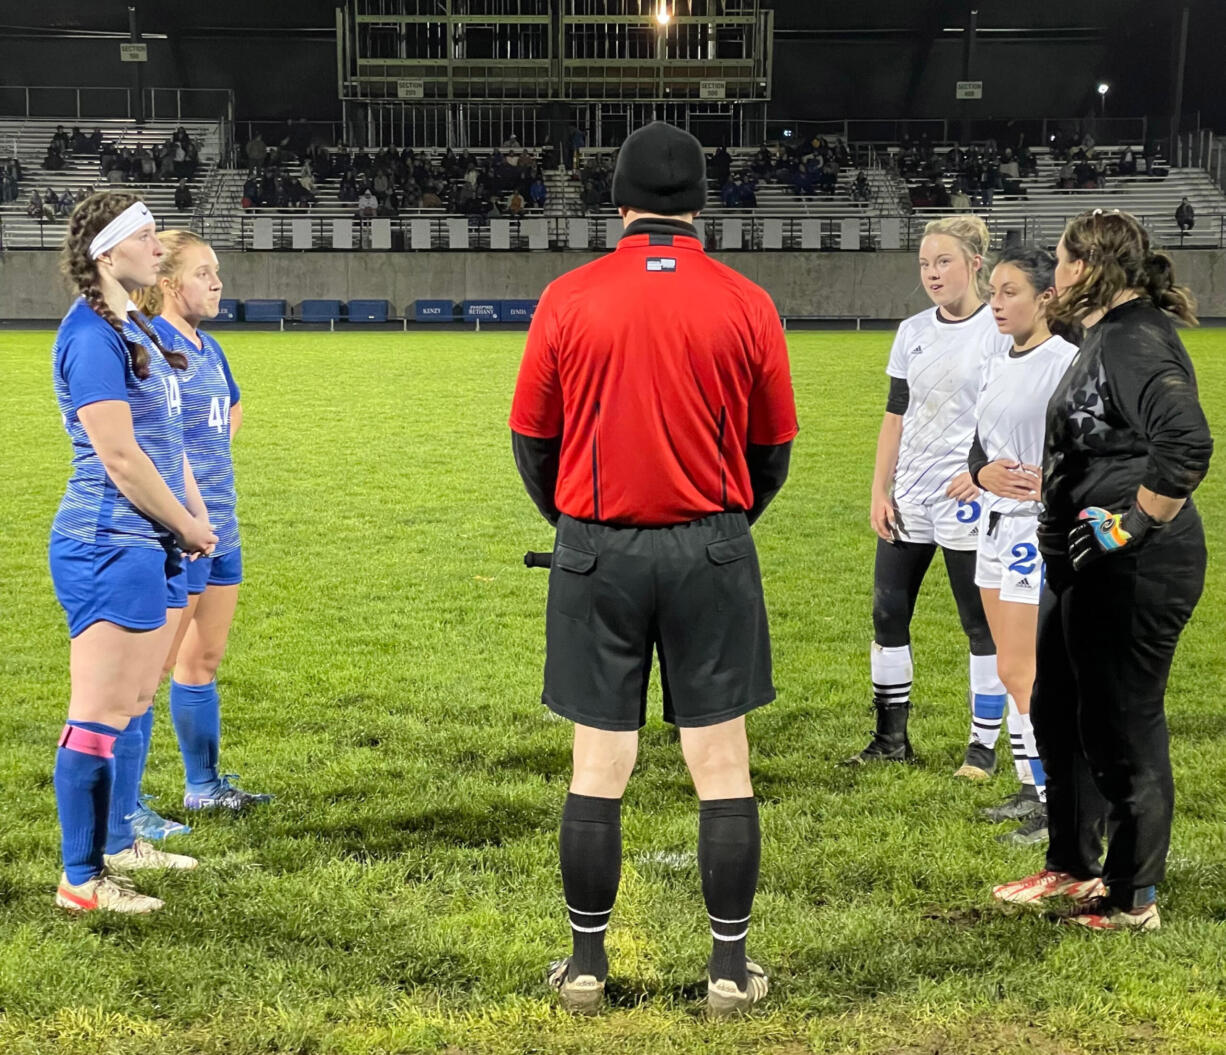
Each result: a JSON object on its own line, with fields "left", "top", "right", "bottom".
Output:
{"left": 1032, "top": 511, "right": 1206, "bottom": 903}
{"left": 872, "top": 539, "right": 994, "bottom": 655}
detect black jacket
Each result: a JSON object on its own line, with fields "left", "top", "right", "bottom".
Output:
{"left": 1039, "top": 298, "right": 1212, "bottom": 554}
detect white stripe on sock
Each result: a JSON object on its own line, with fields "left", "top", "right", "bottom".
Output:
{"left": 711, "top": 928, "right": 750, "bottom": 942}
{"left": 708, "top": 913, "right": 752, "bottom": 925}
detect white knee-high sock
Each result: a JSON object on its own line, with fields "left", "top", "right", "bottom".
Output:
{"left": 968, "top": 653, "right": 1006, "bottom": 748}
{"left": 1005, "top": 695, "right": 1033, "bottom": 784}
{"left": 871, "top": 643, "right": 912, "bottom": 707}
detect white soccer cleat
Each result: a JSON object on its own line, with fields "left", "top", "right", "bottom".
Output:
{"left": 55, "top": 871, "right": 164, "bottom": 914}
{"left": 103, "top": 838, "right": 198, "bottom": 872}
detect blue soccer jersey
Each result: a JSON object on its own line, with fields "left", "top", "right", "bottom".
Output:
{"left": 152, "top": 316, "right": 240, "bottom": 555}
{"left": 51, "top": 298, "right": 186, "bottom": 548}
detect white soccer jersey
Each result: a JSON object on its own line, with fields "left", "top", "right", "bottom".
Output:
{"left": 887, "top": 305, "right": 1011, "bottom": 507}
{"left": 974, "top": 334, "right": 1079, "bottom": 516}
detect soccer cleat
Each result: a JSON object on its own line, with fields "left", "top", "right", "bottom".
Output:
{"left": 547, "top": 957, "right": 605, "bottom": 1016}
{"left": 183, "top": 774, "right": 273, "bottom": 813}
{"left": 842, "top": 702, "right": 914, "bottom": 765}
{"left": 980, "top": 786, "right": 1043, "bottom": 823}
{"left": 55, "top": 870, "right": 164, "bottom": 914}
{"left": 103, "top": 838, "right": 198, "bottom": 872}
{"left": 997, "top": 807, "right": 1048, "bottom": 847}
{"left": 707, "top": 959, "right": 769, "bottom": 1018}
{"left": 954, "top": 741, "right": 996, "bottom": 781}
{"left": 129, "top": 796, "right": 191, "bottom": 841}
{"left": 992, "top": 869, "right": 1105, "bottom": 906}
{"left": 1064, "top": 896, "right": 1161, "bottom": 932}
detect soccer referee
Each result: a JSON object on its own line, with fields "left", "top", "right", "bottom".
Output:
{"left": 510, "top": 121, "right": 798, "bottom": 1017}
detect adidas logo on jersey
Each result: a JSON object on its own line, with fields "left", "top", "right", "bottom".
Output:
{"left": 969, "top": 527, "right": 978, "bottom": 537}
{"left": 1016, "top": 577, "right": 1033, "bottom": 589}
{"left": 910, "top": 344, "right": 924, "bottom": 356}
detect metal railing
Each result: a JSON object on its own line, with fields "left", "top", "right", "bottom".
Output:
{"left": 0, "top": 86, "right": 234, "bottom": 124}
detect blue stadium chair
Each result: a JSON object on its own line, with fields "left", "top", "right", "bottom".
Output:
{"left": 242, "top": 299, "right": 287, "bottom": 323}
{"left": 213, "top": 299, "right": 240, "bottom": 323}
{"left": 347, "top": 299, "right": 390, "bottom": 323}
{"left": 412, "top": 300, "right": 456, "bottom": 322}
{"left": 299, "top": 299, "right": 345, "bottom": 323}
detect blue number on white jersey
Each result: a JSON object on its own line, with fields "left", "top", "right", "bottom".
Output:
{"left": 956, "top": 499, "right": 982, "bottom": 524}
{"left": 1008, "top": 542, "right": 1039, "bottom": 575}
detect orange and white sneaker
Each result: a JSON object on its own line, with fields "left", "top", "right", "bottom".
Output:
{"left": 55, "top": 871, "right": 163, "bottom": 914}
{"left": 1064, "top": 896, "right": 1161, "bottom": 932}
{"left": 103, "top": 838, "right": 198, "bottom": 872}
{"left": 992, "top": 869, "right": 1105, "bottom": 906}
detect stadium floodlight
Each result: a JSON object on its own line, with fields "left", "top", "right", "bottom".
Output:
{"left": 656, "top": 1, "right": 671, "bottom": 25}
{"left": 1097, "top": 82, "right": 1110, "bottom": 95}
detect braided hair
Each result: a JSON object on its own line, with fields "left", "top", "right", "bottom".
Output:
{"left": 59, "top": 191, "right": 186, "bottom": 379}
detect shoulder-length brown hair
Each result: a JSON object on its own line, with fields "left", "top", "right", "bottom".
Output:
{"left": 1048, "top": 209, "right": 1197, "bottom": 332}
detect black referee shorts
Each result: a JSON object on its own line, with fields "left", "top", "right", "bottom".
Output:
{"left": 542, "top": 511, "right": 776, "bottom": 731}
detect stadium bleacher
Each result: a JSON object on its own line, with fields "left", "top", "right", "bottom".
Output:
{"left": 0, "top": 117, "right": 222, "bottom": 249}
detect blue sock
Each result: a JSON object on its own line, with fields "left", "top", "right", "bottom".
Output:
{"left": 136, "top": 705, "right": 154, "bottom": 798}
{"left": 170, "top": 679, "right": 221, "bottom": 795}
{"left": 54, "top": 721, "right": 121, "bottom": 886}
{"left": 106, "top": 721, "right": 144, "bottom": 855}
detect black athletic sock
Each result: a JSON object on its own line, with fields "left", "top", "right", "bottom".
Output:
{"left": 698, "top": 797, "right": 760, "bottom": 990}
{"left": 559, "top": 792, "right": 621, "bottom": 982}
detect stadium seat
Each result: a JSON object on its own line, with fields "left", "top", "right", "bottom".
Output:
{"left": 412, "top": 299, "right": 456, "bottom": 322}
{"left": 299, "top": 299, "right": 344, "bottom": 323}
{"left": 241, "top": 299, "right": 287, "bottom": 322}
{"left": 348, "top": 299, "right": 390, "bottom": 323}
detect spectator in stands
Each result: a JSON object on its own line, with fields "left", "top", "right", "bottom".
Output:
{"left": 87, "top": 128, "right": 103, "bottom": 153}
{"left": 529, "top": 175, "right": 547, "bottom": 209}
{"left": 503, "top": 133, "right": 521, "bottom": 151}
{"left": 508, "top": 189, "right": 525, "bottom": 216}
{"left": 1118, "top": 146, "right": 1137, "bottom": 176}
{"left": 26, "top": 190, "right": 51, "bottom": 221}
{"left": 541, "top": 138, "right": 557, "bottom": 172}
{"left": 42, "top": 142, "right": 66, "bottom": 171}
{"left": 820, "top": 154, "right": 839, "bottom": 195}
{"left": 421, "top": 184, "right": 443, "bottom": 209}
{"left": 851, "top": 170, "right": 871, "bottom": 203}
{"left": 51, "top": 125, "right": 71, "bottom": 155}
{"left": 70, "top": 126, "right": 89, "bottom": 153}
{"left": 135, "top": 146, "right": 156, "bottom": 181}
{"left": 721, "top": 176, "right": 739, "bottom": 209}
{"left": 1143, "top": 140, "right": 1159, "bottom": 175}
{"left": 174, "top": 179, "right": 194, "bottom": 212}
{"left": 372, "top": 168, "right": 390, "bottom": 199}
{"left": 378, "top": 186, "right": 401, "bottom": 216}
{"left": 245, "top": 133, "right": 267, "bottom": 168}
{"left": 1176, "top": 197, "right": 1195, "bottom": 233}
{"left": 73, "top": 187, "right": 88, "bottom": 209}
{"left": 710, "top": 145, "right": 732, "bottom": 189}
{"left": 738, "top": 177, "right": 758, "bottom": 208}
{"left": 357, "top": 186, "right": 378, "bottom": 218}
{"left": 158, "top": 146, "right": 176, "bottom": 181}
{"left": 1057, "top": 159, "right": 1076, "bottom": 190}
{"left": 1, "top": 169, "right": 17, "bottom": 204}
{"left": 353, "top": 148, "right": 373, "bottom": 176}
{"left": 54, "top": 189, "right": 73, "bottom": 218}
{"left": 241, "top": 170, "right": 259, "bottom": 209}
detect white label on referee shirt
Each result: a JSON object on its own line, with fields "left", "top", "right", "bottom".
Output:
{"left": 646, "top": 257, "right": 677, "bottom": 272}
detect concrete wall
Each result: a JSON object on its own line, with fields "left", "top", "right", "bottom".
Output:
{"left": 6, "top": 249, "right": 1226, "bottom": 323}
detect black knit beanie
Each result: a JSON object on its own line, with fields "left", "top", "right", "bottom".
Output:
{"left": 612, "top": 121, "right": 707, "bottom": 215}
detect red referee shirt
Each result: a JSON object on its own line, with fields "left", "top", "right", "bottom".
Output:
{"left": 510, "top": 220, "right": 798, "bottom": 527}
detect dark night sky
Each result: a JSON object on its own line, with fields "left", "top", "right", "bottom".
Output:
{"left": 1, "top": 1, "right": 1222, "bottom": 128}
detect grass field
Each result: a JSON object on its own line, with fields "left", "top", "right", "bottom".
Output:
{"left": 1, "top": 327, "right": 1224, "bottom": 1055}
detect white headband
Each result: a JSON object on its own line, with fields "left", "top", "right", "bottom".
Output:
{"left": 89, "top": 201, "right": 155, "bottom": 260}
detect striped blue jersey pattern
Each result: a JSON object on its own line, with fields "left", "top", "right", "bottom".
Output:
{"left": 152, "top": 316, "right": 241, "bottom": 555}
{"left": 51, "top": 298, "right": 186, "bottom": 548}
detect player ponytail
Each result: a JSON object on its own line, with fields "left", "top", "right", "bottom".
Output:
{"left": 133, "top": 228, "right": 209, "bottom": 317}
{"left": 1049, "top": 209, "right": 1198, "bottom": 330}
{"left": 923, "top": 214, "right": 991, "bottom": 301}
{"left": 60, "top": 191, "right": 187, "bottom": 379}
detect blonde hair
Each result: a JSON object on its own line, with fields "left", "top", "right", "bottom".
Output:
{"left": 133, "top": 229, "right": 210, "bottom": 317}
{"left": 1049, "top": 209, "right": 1197, "bottom": 330}
{"left": 922, "top": 214, "right": 991, "bottom": 301}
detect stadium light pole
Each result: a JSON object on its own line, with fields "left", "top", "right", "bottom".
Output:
{"left": 1097, "top": 82, "right": 1110, "bottom": 117}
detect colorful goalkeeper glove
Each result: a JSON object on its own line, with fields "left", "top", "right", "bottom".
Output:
{"left": 1069, "top": 505, "right": 1162, "bottom": 571}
